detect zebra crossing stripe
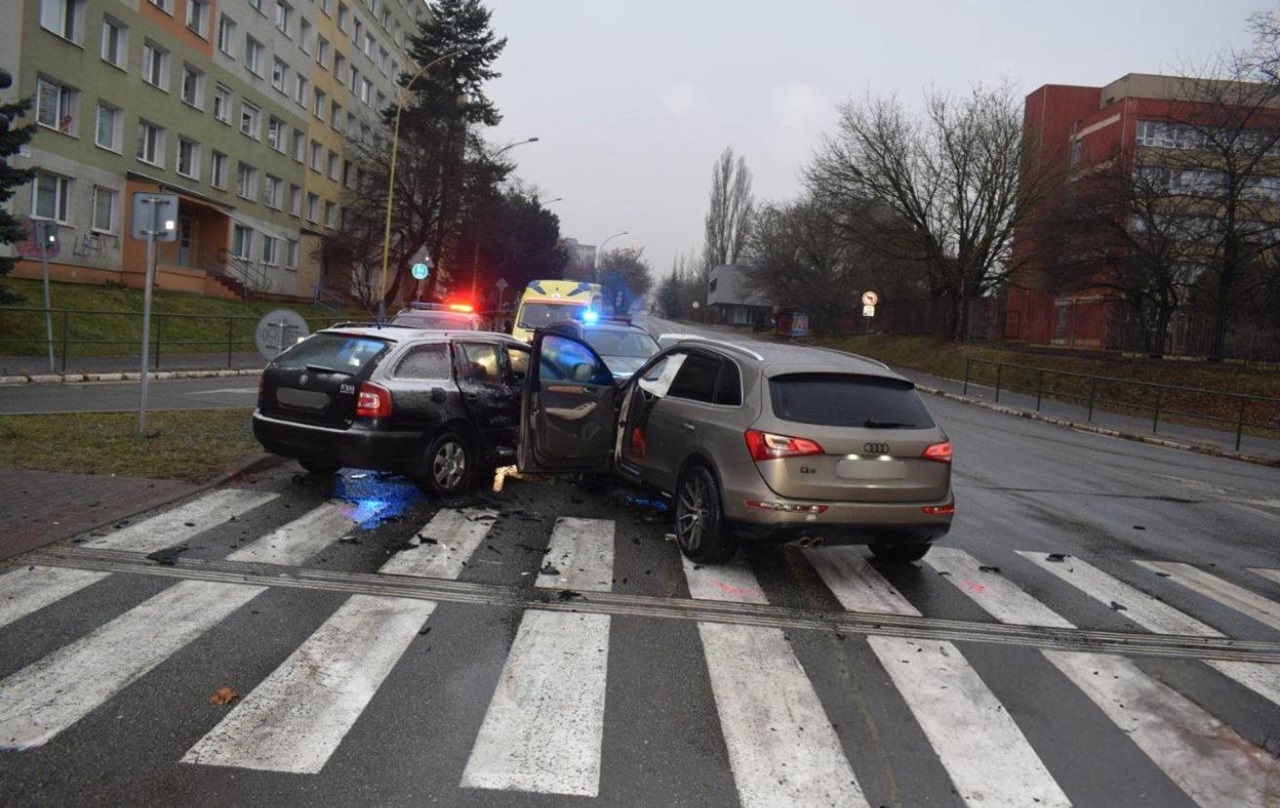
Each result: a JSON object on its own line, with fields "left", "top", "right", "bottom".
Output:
{"left": 1135, "top": 561, "right": 1280, "bottom": 631}
{"left": 1018, "top": 552, "right": 1280, "bottom": 708}
{"left": 379, "top": 508, "right": 498, "bottom": 579}
{"left": 460, "top": 610, "right": 611, "bottom": 797}
{"left": 0, "top": 581, "right": 265, "bottom": 750}
{"left": 226, "top": 500, "right": 367, "bottom": 566}
{"left": 84, "top": 489, "right": 279, "bottom": 554}
{"left": 683, "top": 556, "right": 869, "bottom": 808}
{"left": 0, "top": 566, "right": 109, "bottom": 631}
{"left": 536, "top": 517, "right": 615, "bottom": 592}
{"left": 183, "top": 595, "right": 436, "bottom": 774}
{"left": 807, "top": 548, "right": 1071, "bottom": 807}
{"left": 1250, "top": 567, "right": 1280, "bottom": 587}
{"left": 931, "top": 548, "right": 1276, "bottom": 808}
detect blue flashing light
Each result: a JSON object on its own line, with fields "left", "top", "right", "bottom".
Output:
{"left": 582, "top": 309, "right": 600, "bottom": 325}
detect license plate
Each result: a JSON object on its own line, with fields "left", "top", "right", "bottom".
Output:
{"left": 836, "top": 458, "right": 908, "bottom": 480}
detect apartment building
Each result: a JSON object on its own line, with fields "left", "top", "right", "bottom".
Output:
{"left": 0, "top": 0, "right": 420, "bottom": 300}
{"left": 1007, "top": 73, "right": 1280, "bottom": 349}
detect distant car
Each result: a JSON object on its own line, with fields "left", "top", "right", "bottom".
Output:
{"left": 518, "top": 332, "right": 953, "bottom": 564}
{"left": 391, "top": 302, "right": 482, "bottom": 331}
{"left": 544, "top": 316, "right": 661, "bottom": 380}
{"left": 253, "top": 326, "right": 529, "bottom": 495}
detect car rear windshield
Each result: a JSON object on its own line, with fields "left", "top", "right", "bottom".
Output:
{"left": 518, "top": 302, "right": 587, "bottom": 329}
{"left": 272, "top": 333, "right": 391, "bottom": 374}
{"left": 584, "top": 329, "right": 659, "bottom": 358}
{"left": 769, "top": 373, "right": 935, "bottom": 429}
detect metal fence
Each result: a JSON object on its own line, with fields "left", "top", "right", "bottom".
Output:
{"left": 960, "top": 357, "right": 1280, "bottom": 451}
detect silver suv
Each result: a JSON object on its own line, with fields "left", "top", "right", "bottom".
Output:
{"left": 518, "top": 333, "right": 954, "bottom": 564}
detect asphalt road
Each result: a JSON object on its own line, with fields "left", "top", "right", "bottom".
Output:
{"left": 1, "top": 329, "right": 1278, "bottom": 805}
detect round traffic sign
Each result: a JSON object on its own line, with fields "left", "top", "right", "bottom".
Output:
{"left": 861, "top": 290, "right": 879, "bottom": 306}
{"left": 411, "top": 262, "right": 430, "bottom": 280}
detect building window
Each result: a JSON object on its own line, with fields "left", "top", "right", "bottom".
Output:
{"left": 276, "top": 1, "right": 293, "bottom": 33}
{"left": 267, "top": 117, "right": 285, "bottom": 151}
{"left": 33, "top": 172, "right": 71, "bottom": 222}
{"left": 327, "top": 150, "right": 340, "bottom": 181}
{"left": 143, "top": 42, "right": 170, "bottom": 90}
{"left": 300, "top": 19, "right": 312, "bottom": 54}
{"left": 177, "top": 138, "right": 201, "bottom": 179}
{"left": 244, "top": 36, "right": 264, "bottom": 75}
{"left": 136, "top": 120, "right": 165, "bottom": 166}
{"left": 347, "top": 65, "right": 357, "bottom": 92}
{"left": 236, "top": 162, "right": 258, "bottom": 199}
{"left": 240, "top": 101, "right": 261, "bottom": 139}
{"left": 346, "top": 112, "right": 358, "bottom": 139}
{"left": 292, "top": 128, "right": 305, "bottom": 161}
{"left": 306, "top": 192, "right": 319, "bottom": 222}
{"left": 263, "top": 175, "right": 282, "bottom": 208}
{"left": 216, "top": 15, "right": 236, "bottom": 57}
{"left": 289, "top": 184, "right": 302, "bottom": 216}
{"left": 378, "top": 47, "right": 389, "bottom": 76}
{"left": 324, "top": 200, "right": 337, "bottom": 228}
{"left": 39, "top": 0, "right": 84, "bottom": 43}
{"left": 286, "top": 239, "right": 299, "bottom": 269}
{"left": 101, "top": 18, "right": 127, "bottom": 68}
{"left": 95, "top": 103, "right": 122, "bottom": 151}
{"left": 333, "top": 53, "right": 346, "bottom": 83}
{"left": 360, "top": 77, "right": 372, "bottom": 105}
{"left": 337, "top": 2, "right": 348, "bottom": 33}
{"left": 232, "top": 224, "right": 253, "bottom": 259}
{"left": 211, "top": 151, "right": 229, "bottom": 188}
{"left": 247, "top": 0, "right": 263, "bottom": 12}
{"left": 213, "top": 84, "right": 232, "bottom": 123}
{"left": 320, "top": 0, "right": 332, "bottom": 16}
{"left": 261, "top": 234, "right": 278, "bottom": 265}
{"left": 186, "top": 0, "right": 210, "bottom": 37}
{"left": 309, "top": 140, "right": 322, "bottom": 171}
{"left": 271, "top": 58, "right": 287, "bottom": 92}
{"left": 330, "top": 102, "right": 343, "bottom": 131}
{"left": 36, "top": 77, "right": 78, "bottom": 135}
{"left": 181, "top": 65, "right": 204, "bottom": 108}
{"left": 293, "top": 75, "right": 309, "bottom": 108}
{"left": 148, "top": 0, "right": 171, "bottom": 13}
{"left": 316, "top": 36, "right": 329, "bottom": 67}
{"left": 91, "top": 186, "right": 118, "bottom": 233}
{"left": 313, "top": 88, "right": 326, "bottom": 120}
{"left": 362, "top": 31, "right": 373, "bottom": 58}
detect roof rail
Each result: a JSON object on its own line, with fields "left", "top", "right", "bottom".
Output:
{"left": 811, "top": 345, "right": 890, "bottom": 369}
{"left": 666, "top": 335, "right": 765, "bottom": 361}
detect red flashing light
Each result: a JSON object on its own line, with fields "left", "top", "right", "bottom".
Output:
{"left": 922, "top": 441, "right": 952, "bottom": 463}
{"left": 447, "top": 303, "right": 474, "bottom": 313}
{"left": 356, "top": 382, "right": 392, "bottom": 418}
{"left": 745, "top": 429, "right": 824, "bottom": 461}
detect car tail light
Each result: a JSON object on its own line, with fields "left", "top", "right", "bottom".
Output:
{"left": 923, "top": 504, "right": 955, "bottom": 515}
{"left": 922, "top": 441, "right": 952, "bottom": 463}
{"left": 356, "top": 382, "right": 392, "bottom": 419}
{"left": 745, "top": 429, "right": 824, "bottom": 461}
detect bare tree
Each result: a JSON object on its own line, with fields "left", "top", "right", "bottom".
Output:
{"left": 701, "top": 147, "right": 755, "bottom": 279}
{"left": 808, "top": 83, "right": 1062, "bottom": 341}
{"left": 596, "top": 246, "right": 654, "bottom": 314}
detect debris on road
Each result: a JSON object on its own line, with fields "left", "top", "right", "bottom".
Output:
{"left": 338, "top": 535, "right": 361, "bottom": 545}
{"left": 1046, "top": 553, "right": 1068, "bottom": 562}
{"left": 210, "top": 686, "right": 238, "bottom": 706}
{"left": 978, "top": 565, "right": 1001, "bottom": 573}
{"left": 146, "top": 546, "right": 187, "bottom": 566}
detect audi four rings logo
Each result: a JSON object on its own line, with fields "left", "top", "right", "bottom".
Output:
{"left": 863, "top": 442, "right": 891, "bottom": 454}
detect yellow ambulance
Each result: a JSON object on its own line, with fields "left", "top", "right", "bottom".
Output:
{"left": 510, "top": 280, "right": 604, "bottom": 342}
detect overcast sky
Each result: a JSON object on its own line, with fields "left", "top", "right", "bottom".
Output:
{"left": 481, "top": 1, "right": 1265, "bottom": 276}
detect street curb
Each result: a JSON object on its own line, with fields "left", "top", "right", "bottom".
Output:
{"left": 0, "top": 368, "right": 263, "bottom": 386}
{"left": 916, "top": 384, "right": 1280, "bottom": 469}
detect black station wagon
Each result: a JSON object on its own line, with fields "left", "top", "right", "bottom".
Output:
{"left": 253, "top": 325, "right": 529, "bottom": 494}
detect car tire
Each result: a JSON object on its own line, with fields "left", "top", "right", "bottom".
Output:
{"left": 299, "top": 460, "right": 341, "bottom": 474}
{"left": 674, "top": 464, "right": 738, "bottom": 564}
{"left": 869, "top": 541, "right": 932, "bottom": 563}
{"left": 419, "top": 431, "right": 474, "bottom": 496}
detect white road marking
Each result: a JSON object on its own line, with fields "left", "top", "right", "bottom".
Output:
{"left": 226, "top": 500, "right": 365, "bottom": 566}
{"left": 1251, "top": 567, "right": 1280, "bottom": 586}
{"left": 933, "top": 548, "right": 1276, "bottom": 808}
{"left": 84, "top": 489, "right": 279, "bottom": 554}
{"left": 1019, "top": 551, "right": 1280, "bottom": 708}
{"left": 803, "top": 546, "right": 920, "bottom": 615}
{"left": 460, "top": 611, "right": 611, "bottom": 797}
{"left": 535, "top": 517, "right": 615, "bottom": 592}
{"left": 1135, "top": 561, "right": 1280, "bottom": 631}
{"left": 0, "top": 581, "right": 264, "bottom": 750}
{"left": 809, "top": 548, "right": 1070, "bottom": 807}
{"left": 684, "top": 555, "right": 868, "bottom": 808}
{"left": 379, "top": 508, "right": 498, "bottom": 579}
{"left": 183, "top": 595, "right": 435, "bottom": 774}
{"left": 0, "top": 566, "right": 109, "bottom": 630}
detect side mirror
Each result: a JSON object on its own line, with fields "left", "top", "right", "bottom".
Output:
{"left": 571, "top": 362, "right": 595, "bottom": 383}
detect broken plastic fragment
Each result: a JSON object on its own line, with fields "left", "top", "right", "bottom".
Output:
{"left": 210, "top": 686, "right": 238, "bottom": 706}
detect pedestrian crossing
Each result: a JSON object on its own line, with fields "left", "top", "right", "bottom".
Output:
{"left": 1, "top": 487, "right": 1278, "bottom": 807}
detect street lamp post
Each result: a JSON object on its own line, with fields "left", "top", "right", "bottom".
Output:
{"left": 469, "top": 137, "right": 540, "bottom": 301}
{"left": 378, "top": 47, "right": 473, "bottom": 321}
{"left": 593, "top": 230, "right": 628, "bottom": 283}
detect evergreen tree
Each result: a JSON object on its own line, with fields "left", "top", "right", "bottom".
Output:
{"left": 0, "top": 74, "right": 37, "bottom": 301}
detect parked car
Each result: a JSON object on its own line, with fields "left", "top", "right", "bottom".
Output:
{"left": 544, "top": 316, "right": 661, "bottom": 380}
{"left": 518, "top": 333, "right": 954, "bottom": 564}
{"left": 391, "top": 302, "right": 483, "bottom": 331}
{"left": 254, "top": 326, "right": 529, "bottom": 495}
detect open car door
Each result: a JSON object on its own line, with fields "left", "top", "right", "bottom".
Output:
{"left": 517, "top": 331, "right": 620, "bottom": 473}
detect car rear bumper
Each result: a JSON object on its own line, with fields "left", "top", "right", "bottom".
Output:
{"left": 253, "top": 411, "right": 423, "bottom": 472}
{"left": 722, "top": 489, "right": 954, "bottom": 545}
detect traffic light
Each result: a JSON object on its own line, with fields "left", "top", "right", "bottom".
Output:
{"left": 36, "top": 220, "right": 58, "bottom": 249}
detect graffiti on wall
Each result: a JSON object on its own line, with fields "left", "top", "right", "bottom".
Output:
{"left": 71, "top": 232, "right": 120, "bottom": 260}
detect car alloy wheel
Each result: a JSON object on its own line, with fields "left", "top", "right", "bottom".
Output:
{"left": 422, "top": 431, "right": 472, "bottom": 495}
{"left": 674, "top": 464, "right": 738, "bottom": 564}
